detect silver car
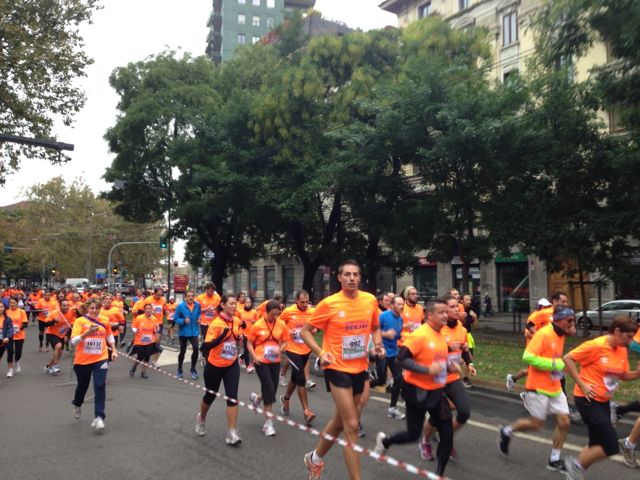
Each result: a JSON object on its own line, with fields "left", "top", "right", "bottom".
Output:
{"left": 576, "top": 299, "right": 640, "bottom": 330}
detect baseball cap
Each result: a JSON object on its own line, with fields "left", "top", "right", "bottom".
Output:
{"left": 537, "top": 298, "right": 552, "bottom": 307}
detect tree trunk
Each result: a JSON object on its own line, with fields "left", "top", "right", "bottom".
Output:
{"left": 362, "top": 233, "right": 380, "bottom": 294}
{"left": 577, "top": 262, "right": 590, "bottom": 338}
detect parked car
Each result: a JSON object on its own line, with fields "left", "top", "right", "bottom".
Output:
{"left": 576, "top": 300, "right": 640, "bottom": 330}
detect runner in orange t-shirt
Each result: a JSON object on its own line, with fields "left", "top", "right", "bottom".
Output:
{"left": 5, "top": 297, "right": 29, "bottom": 377}
{"left": 69, "top": 298, "right": 116, "bottom": 431}
{"left": 36, "top": 291, "right": 59, "bottom": 352}
{"left": 101, "top": 295, "right": 125, "bottom": 358}
{"left": 373, "top": 297, "right": 454, "bottom": 478}
{"left": 43, "top": 299, "right": 75, "bottom": 375}
{"left": 498, "top": 306, "right": 576, "bottom": 472}
{"left": 195, "top": 292, "right": 243, "bottom": 446}
{"left": 237, "top": 297, "right": 258, "bottom": 372}
{"left": 144, "top": 287, "right": 166, "bottom": 364}
{"left": 279, "top": 290, "right": 317, "bottom": 424}
{"left": 564, "top": 316, "right": 640, "bottom": 476}
{"left": 129, "top": 304, "right": 161, "bottom": 379}
{"left": 300, "top": 260, "right": 383, "bottom": 480}
{"left": 400, "top": 286, "right": 424, "bottom": 338}
{"left": 164, "top": 296, "right": 178, "bottom": 344}
{"left": 196, "top": 282, "right": 221, "bottom": 339}
{"left": 247, "top": 300, "right": 290, "bottom": 436}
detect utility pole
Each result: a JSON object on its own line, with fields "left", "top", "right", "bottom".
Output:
{"left": 166, "top": 210, "right": 171, "bottom": 302}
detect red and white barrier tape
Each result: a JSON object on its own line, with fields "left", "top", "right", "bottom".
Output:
{"left": 119, "top": 350, "right": 448, "bottom": 479}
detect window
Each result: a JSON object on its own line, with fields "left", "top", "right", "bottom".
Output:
{"left": 237, "top": 13, "right": 246, "bottom": 25}
{"left": 237, "top": 33, "right": 246, "bottom": 45}
{"left": 502, "top": 11, "right": 518, "bottom": 46}
{"left": 267, "top": 0, "right": 275, "bottom": 7}
{"left": 253, "top": 0, "right": 260, "bottom": 5}
{"left": 418, "top": 1, "right": 432, "bottom": 18}
{"left": 283, "top": 266, "right": 295, "bottom": 303}
{"left": 252, "top": 15, "right": 260, "bottom": 27}
{"left": 266, "top": 16, "right": 275, "bottom": 28}
{"left": 238, "top": 0, "right": 246, "bottom": 4}
{"left": 264, "top": 266, "right": 275, "bottom": 300}
{"left": 503, "top": 69, "right": 519, "bottom": 84}
{"left": 459, "top": 0, "right": 469, "bottom": 9}
{"left": 249, "top": 268, "right": 258, "bottom": 299}
{"left": 609, "top": 104, "right": 624, "bottom": 133}
{"left": 233, "top": 273, "right": 243, "bottom": 296}
{"left": 252, "top": 35, "right": 261, "bottom": 44}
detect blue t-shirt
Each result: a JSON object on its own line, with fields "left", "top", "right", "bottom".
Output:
{"left": 379, "top": 309, "right": 403, "bottom": 358}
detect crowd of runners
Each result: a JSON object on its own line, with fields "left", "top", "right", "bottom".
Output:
{"left": 2, "top": 260, "right": 640, "bottom": 479}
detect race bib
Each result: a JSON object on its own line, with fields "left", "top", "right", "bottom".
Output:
{"left": 408, "top": 322, "right": 419, "bottom": 333}
{"left": 204, "top": 309, "right": 215, "bottom": 318}
{"left": 140, "top": 334, "right": 153, "bottom": 344}
{"left": 168, "top": 313, "right": 175, "bottom": 321}
{"left": 220, "top": 340, "right": 237, "bottom": 360}
{"left": 342, "top": 334, "right": 366, "bottom": 360}
{"left": 263, "top": 344, "right": 280, "bottom": 361}
{"left": 83, "top": 338, "right": 103, "bottom": 355}
{"left": 434, "top": 361, "right": 447, "bottom": 385}
{"left": 448, "top": 352, "right": 462, "bottom": 367}
{"left": 153, "top": 306, "right": 163, "bottom": 315}
{"left": 292, "top": 328, "right": 304, "bottom": 344}
{"left": 58, "top": 326, "right": 68, "bottom": 335}
{"left": 604, "top": 375, "right": 620, "bottom": 392}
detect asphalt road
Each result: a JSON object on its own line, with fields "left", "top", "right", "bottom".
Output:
{"left": 1, "top": 331, "right": 638, "bottom": 480}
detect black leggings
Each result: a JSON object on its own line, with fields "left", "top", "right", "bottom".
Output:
{"left": 385, "top": 356, "right": 403, "bottom": 408}
{"left": 0, "top": 339, "right": 13, "bottom": 362}
{"left": 203, "top": 360, "right": 240, "bottom": 407}
{"left": 383, "top": 383, "right": 453, "bottom": 476}
{"left": 178, "top": 336, "right": 199, "bottom": 372}
{"left": 255, "top": 362, "right": 280, "bottom": 405}
{"left": 575, "top": 396, "right": 619, "bottom": 456}
{"left": 428, "top": 378, "right": 470, "bottom": 426}
{"left": 38, "top": 321, "right": 45, "bottom": 347}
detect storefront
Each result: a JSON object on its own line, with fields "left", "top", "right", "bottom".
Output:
{"left": 452, "top": 257, "right": 480, "bottom": 296}
{"left": 496, "top": 253, "right": 529, "bottom": 313}
{"left": 415, "top": 258, "right": 437, "bottom": 301}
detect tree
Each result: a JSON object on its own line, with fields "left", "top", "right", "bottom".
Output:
{"left": 0, "top": 0, "right": 99, "bottom": 181}
{"left": 538, "top": 0, "right": 640, "bottom": 134}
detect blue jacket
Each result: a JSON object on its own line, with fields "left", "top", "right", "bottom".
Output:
{"left": 174, "top": 301, "right": 201, "bottom": 337}
{"left": 1, "top": 315, "right": 13, "bottom": 341}
{"left": 379, "top": 309, "right": 403, "bottom": 357}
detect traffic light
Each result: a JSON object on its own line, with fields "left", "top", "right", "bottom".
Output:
{"left": 112, "top": 267, "right": 119, "bottom": 275}
{"left": 159, "top": 236, "right": 168, "bottom": 249}
{"left": 51, "top": 267, "right": 56, "bottom": 276}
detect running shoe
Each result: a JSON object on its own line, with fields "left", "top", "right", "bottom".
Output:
{"left": 43, "top": 365, "right": 52, "bottom": 374}
{"left": 619, "top": 438, "right": 638, "bottom": 468}
{"left": 140, "top": 372, "right": 149, "bottom": 379}
{"left": 195, "top": 412, "right": 206, "bottom": 436}
{"left": 249, "top": 392, "right": 262, "bottom": 411}
{"left": 190, "top": 369, "right": 199, "bottom": 380}
{"left": 374, "top": 432, "right": 387, "bottom": 455}
{"left": 177, "top": 369, "right": 184, "bottom": 379}
{"left": 15, "top": 362, "right": 20, "bottom": 374}
{"left": 279, "top": 374, "right": 288, "bottom": 387}
{"left": 358, "top": 422, "right": 365, "bottom": 438}
{"left": 129, "top": 367, "right": 136, "bottom": 377}
{"left": 564, "top": 456, "right": 585, "bottom": 480}
{"left": 226, "top": 428, "right": 242, "bottom": 446}
{"left": 303, "top": 409, "right": 316, "bottom": 426}
{"left": 569, "top": 406, "right": 582, "bottom": 424}
{"left": 73, "top": 406, "right": 81, "bottom": 420}
{"left": 246, "top": 365, "right": 255, "bottom": 374}
{"left": 419, "top": 437, "right": 434, "bottom": 461}
{"left": 305, "top": 379, "right": 316, "bottom": 389}
{"left": 547, "top": 459, "right": 567, "bottom": 472}
{"left": 387, "top": 407, "right": 406, "bottom": 420}
{"left": 462, "top": 377, "right": 473, "bottom": 389}
{"left": 506, "top": 373, "right": 516, "bottom": 392}
{"left": 450, "top": 446, "right": 458, "bottom": 461}
{"left": 497, "top": 425, "right": 510, "bottom": 455}
{"left": 92, "top": 417, "right": 105, "bottom": 431}
{"left": 280, "top": 395, "right": 290, "bottom": 416}
{"left": 610, "top": 401, "right": 620, "bottom": 424}
{"left": 50, "top": 365, "right": 61, "bottom": 376}
{"left": 263, "top": 419, "right": 276, "bottom": 437}
{"left": 304, "top": 451, "right": 324, "bottom": 480}
{"left": 6, "top": 368, "right": 13, "bottom": 378}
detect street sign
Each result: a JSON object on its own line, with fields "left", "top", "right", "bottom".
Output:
{"left": 96, "top": 268, "right": 107, "bottom": 280}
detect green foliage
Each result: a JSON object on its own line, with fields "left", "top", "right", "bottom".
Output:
{"left": 0, "top": 0, "right": 99, "bottom": 181}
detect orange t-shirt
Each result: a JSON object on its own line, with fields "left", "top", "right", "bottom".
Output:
{"left": 307, "top": 290, "right": 379, "bottom": 374}
{"left": 528, "top": 307, "right": 553, "bottom": 330}
{"left": 112, "top": 299, "right": 124, "bottom": 315}
{"left": 238, "top": 308, "right": 258, "bottom": 330}
{"left": 401, "top": 303, "right": 424, "bottom": 335}
{"left": 132, "top": 298, "right": 146, "bottom": 316}
{"left": 36, "top": 298, "right": 59, "bottom": 322}
{"left": 45, "top": 308, "right": 75, "bottom": 338}
{"left": 165, "top": 302, "right": 177, "bottom": 322}
{"left": 144, "top": 296, "right": 166, "bottom": 325}
{"left": 281, "top": 304, "right": 315, "bottom": 355}
{"left": 402, "top": 323, "right": 449, "bottom": 390}
{"left": 100, "top": 306, "right": 125, "bottom": 336}
{"left": 71, "top": 315, "right": 113, "bottom": 365}
{"left": 205, "top": 315, "right": 243, "bottom": 367}
{"left": 633, "top": 328, "right": 640, "bottom": 344}
{"left": 441, "top": 320, "right": 468, "bottom": 384}
{"left": 197, "top": 292, "right": 221, "bottom": 326}
{"left": 256, "top": 300, "right": 270, "bottom": 320}
{"left": 248, "top": 318, "right": 290, "bottom": 364}
{"left": 524, "top": 323, "right": 566, "bottom": 396}
{"left": 132, "top": 314, "right": 158, "bottom": 346}
{"left": 570, "top": 335, "right": 629, "bottom": 402}
{"left": 6, "top": 308, "right": 28, "bottom": 341}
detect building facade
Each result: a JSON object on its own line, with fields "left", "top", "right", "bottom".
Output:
{"left": 206, "top": 0, "right": 316, "bottom": 63}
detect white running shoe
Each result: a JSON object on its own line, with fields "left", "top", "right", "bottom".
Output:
{"left": 246, "top": 365, "right": 255, "bottom": 374}
{"left": 6, "top": 368, "right": 13, "bottom": 378}
{"left": 50, "top": 365, "right": 61, "bottom": 376}
{"left": 279, "top": 374, "right": 288, "bottom": 387}
{"left": 263, "top": 419, "right": 276, "bottom": 437}
{"left": 506, "top": 374, "right": 516, "bottom": 392}
{"left": 305, "top": 379, "right": 316, "bottom": 389}
{"left": 92, "top": 417, "right": 105, "bottom": 431}
{"left": 374, "top": 432, "right": 387, "bottom": 455}
{"left": 195, "top": 412, "right": 206, "bottom": 436}
{"left": 249, "top": 392, "right": 262, "bottom": 411}
{"left": 226, "top": 428, "right": 242, "bottom": 446}
{"left": 387, "top": 407, "right": 406, "bottom": 420}
{"left": 73, "top": 406, "right": 81, "bottom": 419}
{"left": 15, "top": 362, "right": 21, "bottom": 374}
{"left": 44, "top": 365, "right": 52, "bottom": 374}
